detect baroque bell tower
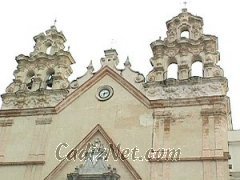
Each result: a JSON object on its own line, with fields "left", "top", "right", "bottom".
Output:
{"left": 147, "top": 8, "right": 223, "bottom": 82}
{"left": 146, "top": 8, "right": 231, "bottom": 180}
{"left": 1, "top": 25, "right": 75, "bottom": 109}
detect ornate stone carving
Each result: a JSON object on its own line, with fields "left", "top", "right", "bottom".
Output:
{"left": 166, "top": 8, "right": 203, "bottom": 42}
{"left": 167, "top": 26, "right": 177, "bottom": 43}
{"left": 144, "top": 77, "right": 227, "bottom": 100}
{"left": 148, "top": 8, "right": 223, "bottom": 82}
{"left": 31, "top": 26, "right": 66, "bottom": 56}
{"left": 1, "top": 26, "right": 74, "bottom": 109}
{"left": 121, "top": 57, "right": 145, "bottom": 88}
{"left": 67, "top": 138, "right": 120, "bottom": 180}
{"left": 1, "top": 90, "right": 68, "bottom": 109}
{"left": 70, "top": 61, "right": 94, "bottom": 89}
{"left": 204, "top": 65, "right": 224, "bottom": 77}
{"left": 201, "top": 105, "right": 228, "bottom": 117}
{"left": 1, "top": 9, "right": 228, "bottom": 112}
{"left": 101, "top": 49, "right": 119, "bottom": 68}
{"left": 70, "top": 51, "right": 145, "bottom": 93}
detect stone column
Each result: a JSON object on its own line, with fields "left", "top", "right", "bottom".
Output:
{"left": 150, "top": 109, "right": 172, "bottom": 180}
{"left": 24, "top": 117, "right": 52, "bottom": 179}
{"left": 28, "top": 117, "right": 52, "bottom": 161}
{"left": 178, "top": 64, "right": 190, "bottom": 80}
{"left": 201, "top": 105, "right": 229, "bottom": 180}
{"left": 0, "top": 119, "right": 13, "bottom": 161}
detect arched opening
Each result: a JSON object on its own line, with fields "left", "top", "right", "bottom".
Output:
{"left": 191, "top": 61, "right": 203, "bottom": 77}
{"left": 46, "top": 46, "right": 52, "bottom": 55}
{"left": 46, "top": 70, "right": 55, "bottom": 89}
{"left": 167, "top": 63, "right": 178, "bottom": 79}
{"left": 181, "top": 30, "right": 190, "bottom": 38}
{"left": 26, "top": 71, "right": 35, "bottom": 90}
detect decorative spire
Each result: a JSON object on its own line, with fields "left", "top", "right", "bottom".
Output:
{"left": 124, "top": 56, "right": 131, "bottom": 68}
{"left": 86, "top": 60, "right": 94, "bottom": 73}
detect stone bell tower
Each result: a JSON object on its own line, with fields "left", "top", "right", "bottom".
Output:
{"left": 147, "top": 8, "right": 223, "bottom": 82}
{"left": 1, "top": 25, "right": 75, "bottom": 109}
{"left": 145, "top": 9, "right": 231, "bottom": 180}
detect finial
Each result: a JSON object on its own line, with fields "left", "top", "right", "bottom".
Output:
{"left": 183, "top": 1, "right": 187, "bottom": 8}
{"left": 50, "top": 19, "right": 57, "bottom": 30}
{"left": 182, "top": 1, "right": 188, "bottom": 12}
{"left": 87, "top": 60, "right": 94, "bottom": 72}
{"left": 54, "top": 18, "right": 57, "bottom": 26}
{"left": 124, "top": 56, "right": 131, "bottom": 68}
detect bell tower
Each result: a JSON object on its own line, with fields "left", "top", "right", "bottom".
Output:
{"left": 1, "top": 25, "right": 75, "bottom": 109}
{"left": 146, "top": 9, "right": 231, "bottom": 180}
{"left": 147, "top": 8, "right": 223, "bottom": 82}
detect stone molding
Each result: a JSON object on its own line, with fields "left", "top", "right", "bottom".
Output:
{"left": 0, "top": 95, "right": 230, "bottom": 119}
{"left": 0, "top": 161, "right": 45, "bottom": 166}
{"left": 35, "top": 118, "right": 52, "bottom": 125}
{"left": 201, "top": 106, "right": 228, "bottom": 117}
{"left": 0, "top": 119, "right": 13, "bottom": 127}
{"left": 148, "top": 154, "right": 229, "bottom": 162}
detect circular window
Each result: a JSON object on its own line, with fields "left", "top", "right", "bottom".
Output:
{"left": 96, "top": 85, "right": 114, "bottom": 101}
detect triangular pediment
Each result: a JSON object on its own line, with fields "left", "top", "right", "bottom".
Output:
{"left": 55, "top": 66, "right": 150, "bottom": 113}
{"left": 44, "top": 124, "right": 142, "bottom": 180}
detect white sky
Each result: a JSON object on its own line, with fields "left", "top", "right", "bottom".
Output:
{"left": 0, "top": 0, "right": 239, "bottom": 129}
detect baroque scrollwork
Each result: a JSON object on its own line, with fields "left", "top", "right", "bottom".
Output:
{"left": 1, "top": 90, "right": 68, "bottom": 109}
{"left": 145, "top": 80, "right": 227, "bottom": 100}
{"left": 148, "top": 9, "right": 223, "bottom": 82}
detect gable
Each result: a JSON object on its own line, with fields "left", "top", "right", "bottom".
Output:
{"left": 56, "top": 66, "right": 150, "bottom": 113}
{"left": 44, "top": 124, "right": 142, "bottom": 180}
{"left": 56, "top": 67, "right": 154, "bottom": 130}
{"left": 54, "top": 73, "right": 153, "bottom": 135}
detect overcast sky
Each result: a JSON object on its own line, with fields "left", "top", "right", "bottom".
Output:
{"left": 0, "top": 0, "right": 239, "bottom": 129}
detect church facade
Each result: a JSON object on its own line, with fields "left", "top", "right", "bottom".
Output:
{"left": 0, "top": 9, "right": 232, "bottom": 180}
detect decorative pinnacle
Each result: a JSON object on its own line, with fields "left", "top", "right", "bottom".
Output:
{"left": 183, "top": 1, "right": 187, "bottom": 8}
{"left": 87, "top": 60, "right": 94, "bottom": 72}
{"left": 124, "top": 56, "right": 131, "bottom": 68}
{"left": 54, "top": 18, "right": 57, "bottom": 26}
{"left": 182, "top": 1, "right": 188, "bottom": 12}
